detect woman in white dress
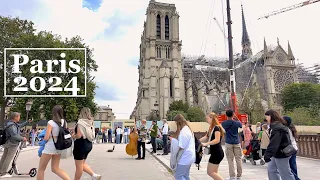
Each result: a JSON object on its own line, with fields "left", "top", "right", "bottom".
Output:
{"left": 37, "top": 105, "right": 70, "bottom": 180}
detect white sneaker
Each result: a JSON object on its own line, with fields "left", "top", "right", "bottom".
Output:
{"left": 92, "top": 174, "right": 101, "bottom": 180}
{"left": 1, "top": 173, "right": 13, "bottom": 178}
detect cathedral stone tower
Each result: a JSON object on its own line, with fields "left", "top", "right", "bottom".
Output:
{"left": 132, "top": 0, "right": 184, "bottom": 120}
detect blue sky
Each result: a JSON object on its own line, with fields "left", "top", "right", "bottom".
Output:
{"left": 1, "top": 0, "right": 319, "bottom": 118}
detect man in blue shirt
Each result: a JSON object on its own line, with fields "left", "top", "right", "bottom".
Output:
{"left": 222, "top": 110, "right": 243, "bottom": 180}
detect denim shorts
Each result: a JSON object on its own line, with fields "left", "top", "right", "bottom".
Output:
{"left": 42, "top": 140, "right": 59, "bottom": 155}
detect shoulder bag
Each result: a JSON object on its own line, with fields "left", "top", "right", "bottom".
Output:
{"left": 281, "top": 128, "right": 297, "bottom": 157}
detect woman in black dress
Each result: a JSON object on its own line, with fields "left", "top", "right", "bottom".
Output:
{"left": 200, "top": 112, "right": 224, "bottom": 180}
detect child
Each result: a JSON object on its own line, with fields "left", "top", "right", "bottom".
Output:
{"left": 258, "top": 124, "right": 269, "bottom": 156}
{"left": 37, "top": 128, "right": 47, "bottom": 157}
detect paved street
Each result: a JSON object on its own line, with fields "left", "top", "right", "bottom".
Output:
{"left": 147, "top": 144, "right": 320, "bottom": 180}
{"left": 0, "top": 144, "right": 173, "bottom": 180}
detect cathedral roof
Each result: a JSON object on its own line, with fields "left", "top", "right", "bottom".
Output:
{"left": 159, "top": 60, "right": 170, "bottom": 68}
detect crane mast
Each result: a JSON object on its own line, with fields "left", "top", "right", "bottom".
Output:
{"left": 258, "top": 0, "right": 320, "bottom": 20}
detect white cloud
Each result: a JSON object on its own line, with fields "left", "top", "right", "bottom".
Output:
{"left": 2, "top": 0, "right": 319, "bottom": 118}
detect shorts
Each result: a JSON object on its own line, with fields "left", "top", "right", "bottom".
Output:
{"left": 42, "top": 140, "right": 59, "bottom": 155}
{"left": 209, "top": 149, "right": 224, "bottom": 164}
{"left": 73, "top": 139, "right": 92, "bottom": 160}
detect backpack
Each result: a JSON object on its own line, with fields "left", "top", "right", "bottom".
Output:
{"left": 51, "top": 120, "right": 72, "bottom": 150}
{"left": 0, "top": 124, "right": 17, "bottom": 145}
{"left": 194, "top": 134, "right": 203, "bottom": 170}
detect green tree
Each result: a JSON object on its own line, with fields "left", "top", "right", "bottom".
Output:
{"left": 238, "top": 86, "right": 265, "bottom": 124}
{"left": 285, "top": 107, "right": 320, "bottom": 126}
{"left": 168, "top": 100, "right": 189, "bottom": 112}
{"left": 1, "top": 16, "right": 98, "bottom": 123}
{"left": 166, "top": 110, "right": 187, "bottom": 121}
{"left": 281, "top": 83, "right": 319, "bottom": 112}
{"left": 186, "top": 106, "right": 205, "bottom": 122}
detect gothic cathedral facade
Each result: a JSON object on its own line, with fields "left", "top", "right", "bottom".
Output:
{"left": 131, "top": 0, "right": 298, "bottom": 120}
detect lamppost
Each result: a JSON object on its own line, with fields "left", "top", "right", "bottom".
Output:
{"left": 25, "top": 100, "right": 33, "bottom": 130}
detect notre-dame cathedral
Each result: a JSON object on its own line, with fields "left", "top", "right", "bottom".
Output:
{"left": 130, "top": 0, "right": 316, "bottom": 120}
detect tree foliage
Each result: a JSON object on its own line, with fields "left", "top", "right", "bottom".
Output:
{"left": 0, "top": 16, "right": 98, "bottom": 122}
{"left": 281, "top": 83, "right": 320, "bottom": 112}
{"left": 186, "top": 106, "right": 205, "bottom": 122}
{"left": 238, "top": 86, "right": 265, "bottom": 124}
{"left": 166, "top": 110, "right": 187, "bottom": 121}
{"left": 168, "top": 100, "right": 189, "bottom": 112}
{"left": 285, "top": 107, "right": 320, "bottom": 126}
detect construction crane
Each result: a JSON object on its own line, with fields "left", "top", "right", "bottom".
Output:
{"left": 213, "top": 17, "right": 227, "bottom": 39}
{"left": 258, "top": 0, "right": 320, "bottom": 20}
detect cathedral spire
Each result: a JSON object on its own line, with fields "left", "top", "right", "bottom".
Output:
{"left": 241, "top": 4, "right": 252, "bottom": 59}
{"left": 241, "top": 4, "right": 250, "bottom": 46}
{"left": 288, "top": 41, "right": 295, "bottom": 60}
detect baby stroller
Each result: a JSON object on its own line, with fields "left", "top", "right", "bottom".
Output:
{"left": 242, "top": 135, "right": 265, "bottom": 165}
{"left": 7, "top": 142, "right": 37, "bottom": 177}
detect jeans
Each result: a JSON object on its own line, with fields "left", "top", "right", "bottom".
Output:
{"left": 225, "top": 143, "right": 242, "bottom": 178}
{"left": 268, "top": 157, "right": 295, "bottom": 180}
{"left": 137, "top": 141, "right": 146, "bottom": 159}
{"left": 31, "top": 134, "right": 36, "bottom": 146}
{"left": 108, "top": 135, "right": 112, "bottom": 143}
{"left": 162, "top": 135, "right": 168, "bottom": 154}
{"left": 174, "top": 164, "right": 191, "bottom": 180}
{"left": 124, "top": 135, "right": 128, "bottom": 144}
{"left": 0, "top": 145, "right": 19, "bottom": 174}
{"left": 289, "top": 152, "right": 301, "bottom": 180}
{"left": 151, "top": 137, "right": 156, "bottom": 153}
{"left": 116, "top": 134, "right": 120, "bottom": 144}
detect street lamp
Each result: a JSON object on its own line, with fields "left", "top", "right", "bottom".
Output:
{"left": 25, "top": 100, "right": 33, "bottom": 130}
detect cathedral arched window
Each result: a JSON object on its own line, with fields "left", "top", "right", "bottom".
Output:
{"left": 165, "top": 15, "right": 169, "bottom": 40}
{"left": 165, "top": 46, "right": 170, "bottom": 59}
{"left": 156, "top": 14, "right": 161, "bottom": 39}
{"left": 156, "top": 45, "right": 161, "bottom": 58}
{"left": 169, "top": 76, "right": 173, "bottom": 97}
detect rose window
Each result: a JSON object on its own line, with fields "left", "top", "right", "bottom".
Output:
{"left": 273, "top": 69, "right": 294, "bottom": 92}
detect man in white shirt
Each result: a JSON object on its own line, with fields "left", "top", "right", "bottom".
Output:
{"left": 161, "top": 119, "right": 169, "bottom": 155}
{"left": 116, "top": 127, "right": 121, "bottom": 144}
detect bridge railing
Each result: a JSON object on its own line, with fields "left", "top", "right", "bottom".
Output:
{"left": 296, "top": 134, "right": 320, "bottom": 159}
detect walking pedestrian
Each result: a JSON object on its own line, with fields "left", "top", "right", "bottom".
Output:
{"left": 0, "top": 112, "right": 32, "bottom": 178}
{"left": 36, "top": 105, "right": 70, "bottom": 180}
{"left": 173, "top": 114, "right": 195, "bottom": 180}
{"left": 31, "top": 127, "right": 37, "bottom": 146}
{"left": 264, "top": 109, "right": 295, "bottom": 180}
{"left": 244, "top": 123, "right": 252, "bottom": 147}
{"left": 150, "top": 120, "right": 158, "bottom": 153}
{"left": 72, "top": 107, "right": 101, "bottom": 180}
{"left": 200, "top": 112, "right": 224, "bottom": 180}
{"left": 120, "top": 127, "right": 123, "bottom": 143}
{"left": 221, "top": 109, "right": 243, "bottom": 180}
{"left": 283, "top": 116, "right": 300, "bottom": 180}
{"left": 116, "top": 127, "right": 121, "bottom": 144}
{"left": 161, "top": 119, "right": 169, "bottom": 155}
{"left": 108, "top": 128, "right": 112, "bottom": 143}
{"left": 258, "top": 124, "right": 270, "bottom": 156}
{"left": 124, "top": 127, "right": 128, "bottom": 144}
{"left": 136, "top": 119, "right": 147, "bottom": 160}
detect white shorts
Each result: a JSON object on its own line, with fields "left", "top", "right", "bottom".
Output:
{"left": 42, "top": 140, "right": 59, "bottom": 155}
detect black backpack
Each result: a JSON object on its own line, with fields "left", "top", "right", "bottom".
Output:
{"left": 0, "top": 124, "right": 17, "bottom": 145}
{"left": 194, "top": 134, "right": 203, "bottom": 170}
{"left": 51, "top": 120, "right": 72, "bottom": 150}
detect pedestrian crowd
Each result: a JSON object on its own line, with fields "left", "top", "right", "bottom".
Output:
{"left": 133, "top": 109, "right": 300, "bottom": 180}
{"left": 0, "top": 107, "right": 301, "bottom": 180}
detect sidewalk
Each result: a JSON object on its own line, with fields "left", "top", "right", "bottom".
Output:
{"left": 146, "top": 144, "right": 320, "bottom": 180}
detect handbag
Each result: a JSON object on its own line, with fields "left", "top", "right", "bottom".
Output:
{"left": 281, "top": 129, "right": 297, "bottom": 157}
{"left": 204, "top": 128, "right": 215, "bottom": 155}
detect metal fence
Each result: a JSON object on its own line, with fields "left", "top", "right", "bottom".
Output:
{"left": 194, "top": 132, "right": 320, "bottom": 160}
